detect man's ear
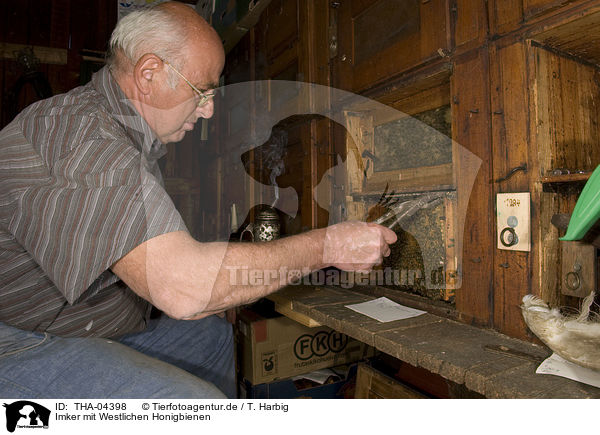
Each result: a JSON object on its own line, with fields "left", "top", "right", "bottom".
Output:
{"left": 133, "top": 53, "right": 163, "bottom": 95}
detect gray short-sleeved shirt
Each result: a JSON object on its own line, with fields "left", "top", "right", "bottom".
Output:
{"left": 0, "top": 66, "right": 187, "bottom": 338}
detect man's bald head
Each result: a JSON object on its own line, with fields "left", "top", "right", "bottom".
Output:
{"left": 108, "top": 1, "right": 223, "bottom": 82}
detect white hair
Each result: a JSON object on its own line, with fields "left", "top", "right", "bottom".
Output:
{"left": 108, "top": 5, "right": 186, "bottom": 88}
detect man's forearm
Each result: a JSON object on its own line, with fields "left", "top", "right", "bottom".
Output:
{"left": 183, "top": 229, "right": 328, "bottom": 318}
{"left": 113, "top": 222, "right": 394, "bottom": 320}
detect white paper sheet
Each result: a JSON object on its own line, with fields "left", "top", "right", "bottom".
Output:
{"left": 345, "top": 297, "right": 426, "bottom": 322}
{"left": 536, "top": 353, "right": 600, "bottom": 388}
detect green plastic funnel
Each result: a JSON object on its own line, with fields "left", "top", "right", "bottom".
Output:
{"left": 561, "top": 164, "right": 600, "bottom": 241}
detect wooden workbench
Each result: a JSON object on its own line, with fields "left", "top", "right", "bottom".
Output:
{"left": 267, "top": 285, "right": 600, "bottom": 398}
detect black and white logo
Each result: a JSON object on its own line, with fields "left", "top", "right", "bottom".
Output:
{"left": 261, "top": 350, "right": 278, "bottom": 376}
{"left": 3, "top": 401, "right": 50, "bottom": 433}
{"left": 294, "top": 330, "right": 348, "bottom": 360}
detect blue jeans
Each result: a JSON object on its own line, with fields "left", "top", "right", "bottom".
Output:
{"left": 0, "top": 315, "right": 235, "bottom": 399}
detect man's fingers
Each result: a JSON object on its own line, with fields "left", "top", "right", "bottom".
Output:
{"left": 382, "top": 226, "right": 397, "bottom": 244}
{"left": 324, "top": 221, "right": 397, "bottom": 272}
{"left": 367, "top": 222, "right": 397, "bottom": 244}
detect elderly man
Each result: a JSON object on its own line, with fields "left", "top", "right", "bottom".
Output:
{"left": 0, "top": 2, "right": 395, "bottom": 398}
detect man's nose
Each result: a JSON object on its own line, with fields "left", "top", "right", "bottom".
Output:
{"left": 196, "top": 99, "right": 214, "bottom": 119}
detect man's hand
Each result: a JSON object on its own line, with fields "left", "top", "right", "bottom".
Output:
{"left": 322, "top": 221, "right": 397, "bottom": 272}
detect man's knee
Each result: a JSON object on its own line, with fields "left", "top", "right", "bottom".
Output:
{"left": 145, "top": 374, "right": 227, "bottom": 399}
{"left": 91, "top": 338, "right": 227, "bottom": 398}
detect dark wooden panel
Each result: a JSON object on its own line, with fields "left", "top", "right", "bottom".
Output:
{"left": 224, "top": 31, "right": 252, "bottom": 84}
{"left": 298, "top": 1, "right": 331, "bottom": 229}
{"left": 3, "top": 0, "right": 30, "bottom": 44}
{"left": 1, "top": 60, "right": 22, "bottom": 127}
{"left": 531, "top": 44, "right": 600, "bottom": 175}
{"left": 278, "top": 120, "right": 306, "bottom": 234}
{"left": 524, "top": 0, "right": 576, "bottom": 19}
{"left": 530, "top": 9, "right": 600, "bottom": 69}
{"left": 452, "top": 48, "right": 494, "bottom": 327}
{"left": 28, "top": 0, "right": 53, "bottom": 46}
{"left": 0, "top": 64, "right": 3, "bottom": 128}
{"left": 353, "top": 0, "right": 420, "bottom": 65}
{"left": 71, "top": 0, "right": 116, "bottom": 52}
{"left": 0, "top": 0, "right": 6, "bottom": 126}
{"left": 488, "top": 0, "right": 524, "bottom": 35}
{"left": 50, "top": 0, "right": 71, "bottom": 48}
{"left": 527, "top": 41, "right": 600, "bottom": 310}
{"left": 0, "top": 0, "right": 8, "bottom": 42}
{"left": 314, "top": 117, "right": 333, "bottom": 228}
{"left": 264, "top": 0, "right": 298, "bottom": 60}
{"left": 0, "top": 0, "right": 114, "bottom": 125}
{"left": 454, "top": 0, "right": 488, "bottom": 50}
{"left": 336, "top": 0, "right": 452, "bottom": 93}
{"left": 355, "top": 363, "right": 427, "bottom": 398}
{"left": 490, "top": 42, "right": 532, "bottom": 339}
{"left": 94, "top": 0, "right": 116, "bottom": 52}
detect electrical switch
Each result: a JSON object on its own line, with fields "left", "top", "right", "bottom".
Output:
{"left": 497, "top": 192, "right": 530, "bottom": 252}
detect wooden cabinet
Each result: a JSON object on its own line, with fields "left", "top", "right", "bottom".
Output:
{"left": 524, "top": 0, "right": 577, "bottom": 18}
{"left": 527, "top": 10, "right": 600, "bottom": 317}
{"left": 218, "top": 0, "right": 600, "bottom": 340}
{"left": 487, "top": 5, "right": 600, "bottom": 337}
{"left": 454, "top": 0, "right": 488, "bottom": 49}
{"left": 529, "top": 43, "right": 600, "bottom": 177}
{"left": 488, "top": 0, "right": 592, "bottom": 36}
{"left": 336, "top": 0, "right": 452, "bottom": 93}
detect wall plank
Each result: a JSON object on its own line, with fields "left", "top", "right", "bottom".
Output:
{"left": 451, "top": 48, "right": 494, "bottom": 326}
{"left": 489, "top": 41, "right": 532, "bottom": 339}
{"left": 488, "top": 0, "right": 524, "bottom": 36}
{"left": 454, "top": 0, "right": 488, "bottom": 51}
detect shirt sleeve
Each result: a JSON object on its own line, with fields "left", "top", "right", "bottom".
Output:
{"left": 10, "top": 137, "right": 188, "bottom": 304}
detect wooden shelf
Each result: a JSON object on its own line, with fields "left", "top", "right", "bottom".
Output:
{"left": 0, "top": 43, "right": 67, "bottom": 65}
{"left": 541, "top": 172, "right": 591, "bottom": 192}
{"left": 541, "top": 172, "right": 591, "bottom": 184}
{"left": 267, "top": 285, "right": 600, "bottom": 398}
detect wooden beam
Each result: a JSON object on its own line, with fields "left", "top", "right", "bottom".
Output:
{"left": 0, "top": 43, "right": 67, "bottom": 65}
{"left": 451, "top": 47, "right": 494, "bottom": 328}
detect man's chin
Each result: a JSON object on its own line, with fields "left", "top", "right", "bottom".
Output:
{"left": 162, "top": 130, "right": 187, "bottom": 144}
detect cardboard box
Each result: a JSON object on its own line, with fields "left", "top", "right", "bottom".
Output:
{"left": 239, "top": 365, "right": 358, "bottom": 399}
{"left": 237, "top": 308, "right": 374, "bottom": 384}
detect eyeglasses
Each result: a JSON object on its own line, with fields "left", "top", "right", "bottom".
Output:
{"left": 163, "top": 60, "right": 215, "bottom": 107}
